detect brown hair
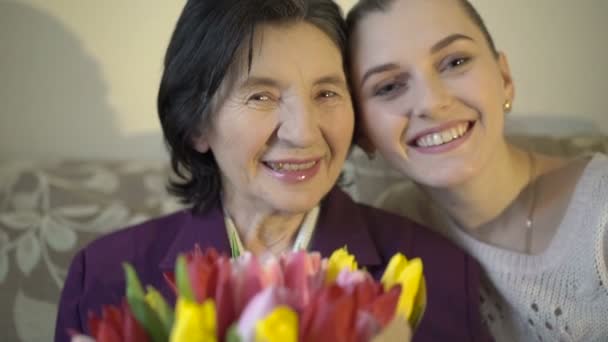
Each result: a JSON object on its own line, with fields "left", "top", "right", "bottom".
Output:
{"left": 346, "top": 0, "right": 498, "bottom": 56}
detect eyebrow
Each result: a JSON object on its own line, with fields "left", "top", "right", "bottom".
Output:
{"left": 359, "top": 33, "right": 475, "bottom": 86}
{"left": 360, "top": 63, "right": 400, "bottom": 87}
{"left": 315, "top": 74, "right": 348, "bottom": 88}
{"left": 430, "top": 33, "right": 474, "bottom": 54}
{"left": 242, "top": 74, "right": 347, "bottom": 89}
{"left": 242, "top": 76, "right": 281, "bottom": 89}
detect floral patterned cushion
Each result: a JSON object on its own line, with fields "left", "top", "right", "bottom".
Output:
{"left": 1, "top": 134, "right": 606, "bottom": 342}
{"left": 0, "top": 160, "right": 183, "bottom": 342}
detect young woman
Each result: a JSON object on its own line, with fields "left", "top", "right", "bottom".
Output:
{"left": 348, "top": 0, "right": 608, "bottom": 340}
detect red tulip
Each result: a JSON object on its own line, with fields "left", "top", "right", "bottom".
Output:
{"left": 185, "top": 245, "right": 221, "bottom": 302}
{"left": 364, "top": 286, "right": 400, "bottom": 328}
{"left": 87, "top": 301, "right": 149, "bottom": 342}
{"left": 214, "top": 257, "right": 236, "bottom": 340}
{"left": 300, "top": 284, "right": 358, "bottom": 342}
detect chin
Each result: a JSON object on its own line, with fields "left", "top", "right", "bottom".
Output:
{"left": 270, "top": 194, "right": 322, "bottom": 215}
{"left": 413, "top": 168, "right": 477, "bottom": 189}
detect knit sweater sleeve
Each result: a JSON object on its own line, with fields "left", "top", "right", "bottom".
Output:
{"left": 599, "top": 197, "right": 608, "bottom": 291}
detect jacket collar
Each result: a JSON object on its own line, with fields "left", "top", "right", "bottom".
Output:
{"left": 158, "top": 187, "right": 382, "bottom": 271}
{"left": 158, "top": 204, "right": 230, "bottom": 270}
{"left": 309, "top": 188, "right": 382, "bottom": 267}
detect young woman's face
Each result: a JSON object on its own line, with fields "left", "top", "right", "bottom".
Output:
{"left": 194, "top": 22, "right": 354, "bottom": 214}
{"left": 350, "top": 0, "right": 514, "bottom": 187}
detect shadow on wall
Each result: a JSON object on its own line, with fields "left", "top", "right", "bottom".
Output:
{"left": 0, "top": 1, "right": 166, "bottom": 160}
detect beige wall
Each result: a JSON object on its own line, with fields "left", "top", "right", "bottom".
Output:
{"left": 1, "top": 0, "right": 607, "bottom": 160}
{"left": 0, "top": 0, "right": 183, "bottom": 160}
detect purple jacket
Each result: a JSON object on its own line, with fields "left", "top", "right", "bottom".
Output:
{"left": 55, "top": 188, "right": 488, "bottom": 341}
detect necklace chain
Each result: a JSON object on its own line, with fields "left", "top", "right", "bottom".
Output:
{"left": 524, "top": 151, "right": 538, "bottom": 253}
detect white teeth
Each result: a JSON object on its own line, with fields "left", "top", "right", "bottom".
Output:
{"left": 267, "top": 161, "right": 317, "bottom": 171}
{"left": 415, "top": 123, "right": 469, "bottom": 148}
{"left": 441, "top": 130, "right": 453, "bottom": 142}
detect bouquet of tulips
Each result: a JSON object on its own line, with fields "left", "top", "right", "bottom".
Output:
{"left": 73, "top": 245, "right": 426, "bottom": 342}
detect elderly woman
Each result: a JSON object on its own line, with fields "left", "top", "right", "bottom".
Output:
{"left": 54, "top": 0, "right": 486, "bottom": 341}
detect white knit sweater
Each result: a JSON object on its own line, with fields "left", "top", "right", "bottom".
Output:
{"left": 437, "top": 154, "right": 608, "bottom": 341}
{"left": 377, "top": 153, "right": 608, "bottom": 341}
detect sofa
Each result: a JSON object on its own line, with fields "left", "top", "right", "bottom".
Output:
{"left": 1, "top": 133, "right": 607, "bottom": 342}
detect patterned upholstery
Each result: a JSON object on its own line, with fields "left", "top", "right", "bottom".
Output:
{"left": 1, "top": 134, "right": 607, "bottom": 341}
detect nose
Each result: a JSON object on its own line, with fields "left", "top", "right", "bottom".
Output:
{"left": 409, "top": 73, "right": 453, "bottom": 119}
{"left": 276, "top": 97, "right": 320, "bottom": 147}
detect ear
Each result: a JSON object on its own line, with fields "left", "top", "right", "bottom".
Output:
{"left": 191, "top": 134, "right": 210, "bottom": 153}
{"left": 497, "top": 52, "right": 515, "bottom": 106}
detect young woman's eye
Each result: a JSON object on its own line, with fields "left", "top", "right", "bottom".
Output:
{"left": 441, "top": 56, "right": 471, "bottom": 72}
{"left": 373, "top": 81, "right": 406, "bottom": 97}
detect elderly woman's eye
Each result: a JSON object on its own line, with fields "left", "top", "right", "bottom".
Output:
{"left": 248, "top": 93, "right": 272, "bottom": 102}
{"left": 318, "top": 90, "right": 338, "bottom": 99}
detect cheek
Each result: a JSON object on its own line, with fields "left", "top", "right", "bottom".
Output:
{"left": 462, "top": 68, "right": 507, "bottom": 116}
{"left": 210, "top": 124, "right": 269, "bottom": 173}
{"left": 361, "top": 104, "right": 408, "bottom": 151}
{"left": 324, "top": 106, "right": 355, "bottom": 153}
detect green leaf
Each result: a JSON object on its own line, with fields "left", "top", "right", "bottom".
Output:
{"left": 225, "top": 324, "right": 242, "bottom": 342}
{"left": 175, "top": 255, "right": 195, "bottom": 301}
{"left": 123, "top": 263, "right": 146, "bottom": 301}
{"left": 123, "top": 263, "right": 168, "bottom": 342}
{"left": 145, "top": 286, "right": 175, "bottom": 334}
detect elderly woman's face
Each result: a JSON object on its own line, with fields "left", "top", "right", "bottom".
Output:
{"left": 194, "top": 22, "right": 354, "bottom": 214}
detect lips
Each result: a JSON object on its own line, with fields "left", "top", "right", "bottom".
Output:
{"left": 264, "top": 160, "right": 318, "bottom": 172}
{"left": 409, "top": 121, "right": 473, "bottom": 148}
{"left": 262, "top": 158, "right": 322, "bottom": 183}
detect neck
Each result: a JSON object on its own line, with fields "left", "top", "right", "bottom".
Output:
{"left": 223, "top": 194, "right": 305, "bottom": 256}
{"left": 424, "top": 144, "right": 531, "bottom": 231}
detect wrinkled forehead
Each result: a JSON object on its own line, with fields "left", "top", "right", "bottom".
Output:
{"left": 228, "top": 21, "right": 343, "bottom": 82}
{"left": 211, "top": 21, "right": 345, "bottom": 107}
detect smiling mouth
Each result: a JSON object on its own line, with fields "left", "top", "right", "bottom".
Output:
{"left": 412, "top": 121, "right": 473, "bottom": 148}
{"left": 263, "top": 160, "right": 318, "bottom": 172}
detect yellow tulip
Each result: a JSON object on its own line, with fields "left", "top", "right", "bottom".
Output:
{"left": 170, "top": 297, "right": 217, "bottom": 342}
{"left": 254, "top": 306, "right": 298, "bottom": 342}
{"left": 326, "top": 247, "right": 358, "bottom": 283}
{"left": 381, "top": 253, "right": 423, "bottom": 320}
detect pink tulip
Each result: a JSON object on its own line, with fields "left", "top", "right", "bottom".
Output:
{"left": 231, "top": 253, "right": 264, "bottom": 316}
{"left": 282, "top": 251, "right": 324, "bottom": 310}
{"left": 354, "top": 311, "right": 382, "bottom": 342}
{"left": 335, "top": 269, "right": 370, "bottom": 288}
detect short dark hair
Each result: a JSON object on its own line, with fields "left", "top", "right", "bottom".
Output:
{"left": 346, "top": 0, "right": 498, "bottom": 56}
{"left": 158, "top": 0, "right": 347, "bottom": 213}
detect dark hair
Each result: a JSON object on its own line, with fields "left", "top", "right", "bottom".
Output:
{"left": 346, "top": 0, "right": 498, "bottom": 56}
{"left": 158, "top": 0, "right": 347, "bottom": 213}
